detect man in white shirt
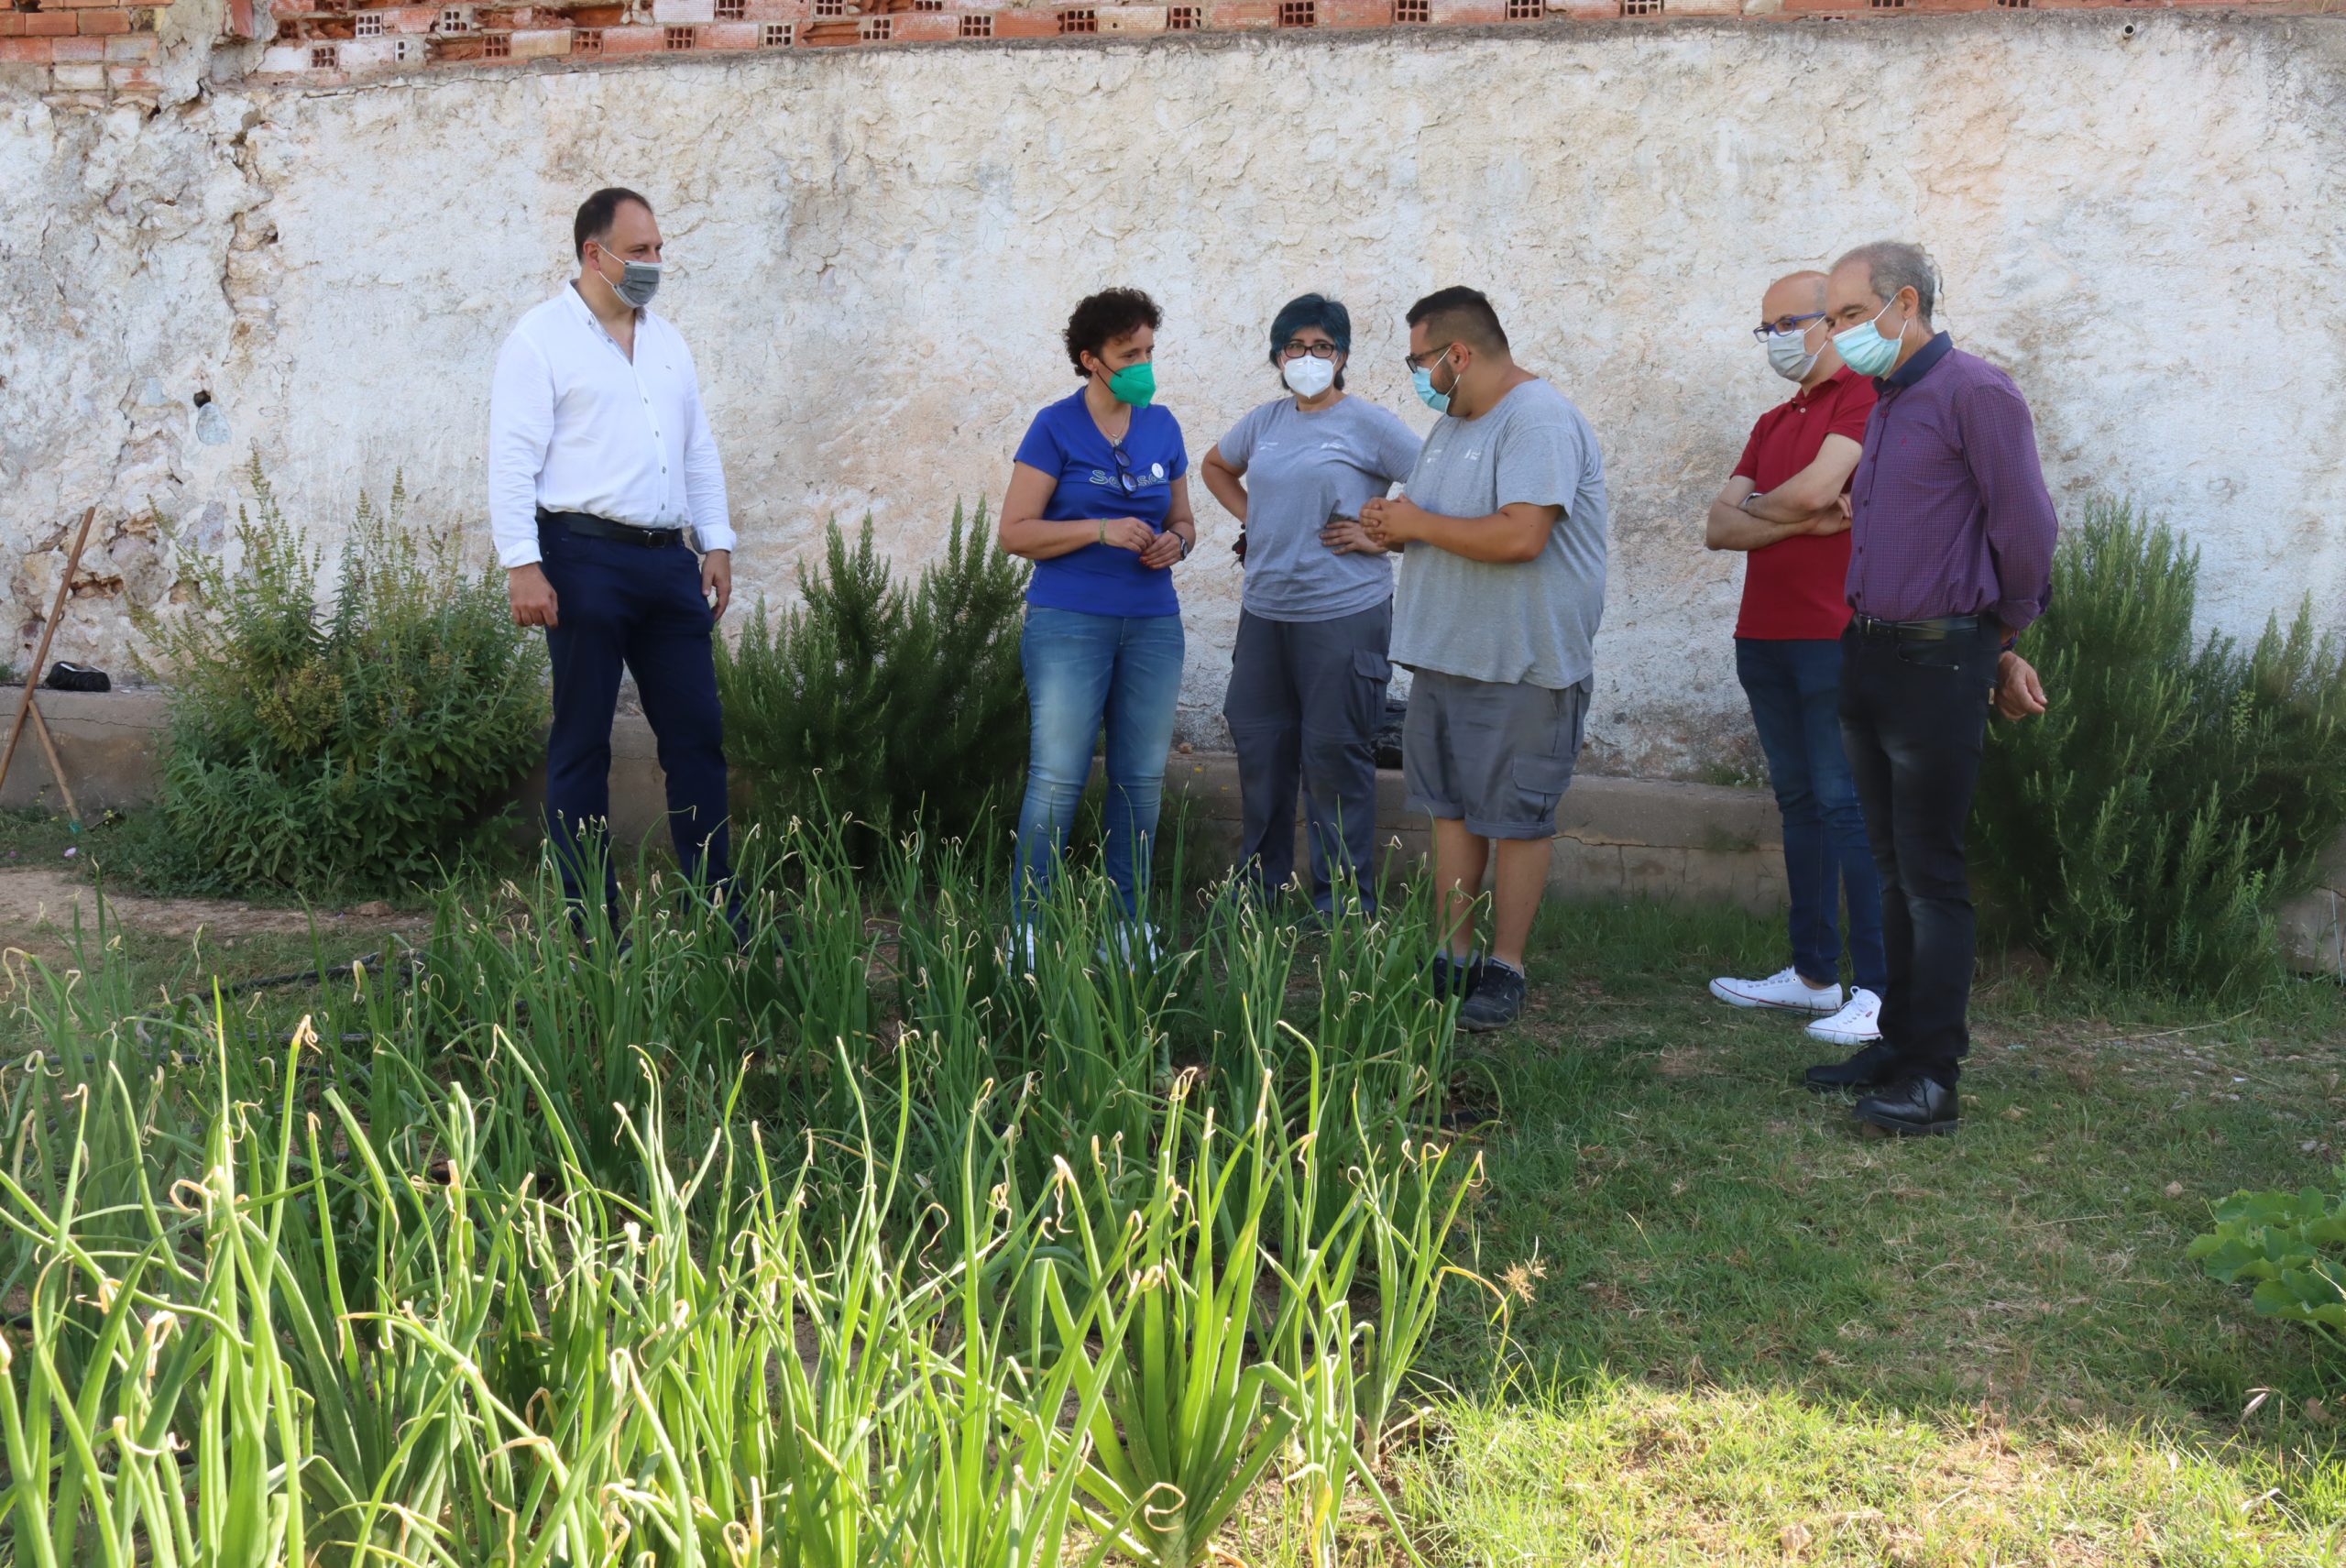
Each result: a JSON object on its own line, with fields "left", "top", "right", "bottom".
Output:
{"left": 488, "top": 186, "right": 738, "bottom": 931}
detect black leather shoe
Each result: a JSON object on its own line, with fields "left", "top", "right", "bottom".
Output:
{"left": 1803, "top": 1040, "right": 1901, "bottom": 1093}
{"left": 1853, "top": 1075, "right": 1960, "bottom": 1136}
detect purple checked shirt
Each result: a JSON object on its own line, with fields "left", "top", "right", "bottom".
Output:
{"left": 1846, "top": 333, "right": 2058, "bottom": 633}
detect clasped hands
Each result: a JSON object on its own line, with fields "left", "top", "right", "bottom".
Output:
{"left": 1093, "top": 518, "right": 1189, "bottom": 569}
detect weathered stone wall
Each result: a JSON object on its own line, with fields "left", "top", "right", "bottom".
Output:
{"left": 5, "top": 16, "right": 2343, "bottom": 770}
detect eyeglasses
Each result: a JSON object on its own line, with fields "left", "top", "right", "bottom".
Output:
{"left": 1402, "top": 345, "right": 1453, "bottom": 372}
{"left": 1104, "top": 439, "right": 1138, "bottom": 495}
{"left": 1751, "top": 312, "right": 1825, "bottom": 344}
{"left": 1280, "top": 340, "right": 1343, "bottom": 361}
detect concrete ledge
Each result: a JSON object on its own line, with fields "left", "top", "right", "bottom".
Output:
{"left": 9, "top": 691, "right": 2341, "bottom": 974}
{"left": 1160, "top": 751, "right": 1790, "bottom": 916}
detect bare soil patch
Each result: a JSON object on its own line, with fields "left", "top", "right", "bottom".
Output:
{"left": 0, "top": 867, "right": 422, "bottom": 958}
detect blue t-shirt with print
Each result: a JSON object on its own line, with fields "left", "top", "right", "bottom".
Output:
{"left": 1014, "top": 389, "right": 1189, "bottom": 619}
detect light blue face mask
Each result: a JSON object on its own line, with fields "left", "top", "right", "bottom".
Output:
{"left": 1833, "top": 299, "right": 1906, "bottom": 378}
{"left": 1412, "top": 347, "right": 1455, "bottom": 414}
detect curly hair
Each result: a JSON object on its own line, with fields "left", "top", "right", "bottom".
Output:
{"left": 1063, "top": 288, "right": 1163, "bottom": 378}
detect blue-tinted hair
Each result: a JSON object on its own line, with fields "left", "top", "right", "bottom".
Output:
{"left": 1268, "top": 293, "right": 1352, "bottom": 389}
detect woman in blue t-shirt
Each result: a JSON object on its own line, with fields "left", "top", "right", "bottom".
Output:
{"left": 997, "top": 288, "right": 1198, "bottom": 955}
{"left": 1199, "top": 293, "right": 1420, "bottom": 917}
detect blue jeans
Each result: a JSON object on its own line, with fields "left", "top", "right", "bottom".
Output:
{"left": 1015, "top": 608, "right": 1186, "bottom": 920}
{"left": 1737, "top": 637, "right": 1887, "bottom": 995}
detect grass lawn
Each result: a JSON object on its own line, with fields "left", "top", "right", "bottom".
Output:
{"left": 1392, "top": 899, "right": 2346, "bottom": 1565}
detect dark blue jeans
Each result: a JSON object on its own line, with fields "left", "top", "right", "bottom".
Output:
{"left": 538, "top": 518, "right": 731, "bottom": 918}
{"left": 1014, "top": 607, "right": 1185, "bottom": 921}
{"left": 1737, "top": 637, "right": 1887, "bottom": 996}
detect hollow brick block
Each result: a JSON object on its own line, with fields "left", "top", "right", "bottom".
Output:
{"left": 1431, "top": 0, "right": 1505, "bottom": 17}
{"left": 990, "top": 8, "right": 1059, "bottom": 35}
{"left": 890, "top": 11, "right": 958, "bottom": 37}
{"left": 696, "top": 18, "right": 756, "bottom": 42}
{"left": 652, "top": 0, "right": 713, "bottom": 22}
{"left": 1098, "top": 4, "right": 1167, "bottom": 29}
{"left": 389, "top": 6, "right": 439, "bottom": 29}
{"left": 1320, "top": 0, "right": 1394, "bottom": 25}
{"left": 80, "top": 10, "right": 134, "bottom": 32}
{"left": 1664, "top": 0, "right": 1741, "bottom": 13}
{"left": 509, "top": 23, "right": 571, "bottom": 51}
{"left": 1208, "top": 0, "right": 1277, "bottom": 26}
{"left": 597, "top": 21, "right": 667, "bottom": 48}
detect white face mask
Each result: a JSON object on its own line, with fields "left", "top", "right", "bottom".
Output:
{"left": 1765, "top": 324, "right": 1821, "bottom": 383}
{"left": 1281, "top": 355, "right": 1337, "bottom": 399}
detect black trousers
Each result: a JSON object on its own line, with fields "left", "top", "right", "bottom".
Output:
{"left": 537, "top": 516, "right": 731, "bottom": 917}
{"left": 1837, "top": 622, "right": 2001, "bottom": 1084}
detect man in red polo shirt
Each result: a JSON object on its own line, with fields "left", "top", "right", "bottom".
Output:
{"left": 1702, "top": 269, "right": 1889, "bottom": 1050}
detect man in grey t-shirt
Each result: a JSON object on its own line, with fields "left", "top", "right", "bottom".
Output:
{"left": 1363, "top": 287, "right": 1609, "bottom": 1032}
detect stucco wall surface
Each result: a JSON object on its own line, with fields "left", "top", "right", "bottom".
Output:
{"left": 5, "top": 16, "right": 2344, "bottom": 768}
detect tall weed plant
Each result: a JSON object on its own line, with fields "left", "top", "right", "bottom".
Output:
{"left": 1974, "top": 496, "right": 2346, "bottom": 995}
{"left": 133, "top": 458, "right": 546, "bottom": 895}
{"left": 718, "top": 504, "right": 1030, "bottom": 854}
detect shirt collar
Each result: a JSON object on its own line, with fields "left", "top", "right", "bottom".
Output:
{"left": 563, "top": 280, "right": 647, "bottom": 336}
{"left": 1792, "top": 364, "right": 1857, "bottom": 408}
{"left": 1880, "top": 330, "right": 1954, "bottom": 391}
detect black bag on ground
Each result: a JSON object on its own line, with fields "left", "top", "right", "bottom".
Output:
{"left": 44, "top": 662, "right": 110, "bottom": 693}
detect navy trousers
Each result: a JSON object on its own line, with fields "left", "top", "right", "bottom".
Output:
{"left": 536, "top": 517, "right": 731, "bottom": 917}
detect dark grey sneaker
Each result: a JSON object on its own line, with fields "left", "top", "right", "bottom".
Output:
{"left": 1458, "top": 960, "right": 1527, "bottom": 1033}
{"left": 1431, "top": 950, "right": 1485, "bottom": 1003}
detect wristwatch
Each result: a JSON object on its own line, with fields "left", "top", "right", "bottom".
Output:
{"left": 1739, "top": 491, "right": 1764, "bottom": 515}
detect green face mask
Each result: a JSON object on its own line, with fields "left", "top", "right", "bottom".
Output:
{"left": 1106, "top": 361, "right": 1157, "bottom": 409}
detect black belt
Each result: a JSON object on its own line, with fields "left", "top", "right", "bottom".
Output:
{"left": 538, "top": 508, "right": 687, "bottom": 550}
{"left": 1847, "top": 612, "right": 1985, "bottom": 643}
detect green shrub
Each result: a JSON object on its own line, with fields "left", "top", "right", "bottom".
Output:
{"left": 131, "top": 459, "right": 546, "bottom": 894}
{"left": 2189, "top": 1175, "right": 2346, "bottom": 1372}
{"left": 718, "top": 501, "right": 1029, "bottom": 850}
{"left": 1973, "top": 496, "right": 2346, "bottom": 996}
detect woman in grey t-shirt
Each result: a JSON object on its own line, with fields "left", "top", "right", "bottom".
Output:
{"left": 1199, "top": 293, "right": 1423, "bottom": 916}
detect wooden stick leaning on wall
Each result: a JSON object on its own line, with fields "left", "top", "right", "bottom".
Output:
{"left": 0, "top": 505, "right": 99, "bottom": 824}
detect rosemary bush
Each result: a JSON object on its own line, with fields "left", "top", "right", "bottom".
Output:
{"left": 1974, "top": 496, "right": 2346, "bottom": 996}
{"left": 132, "top": 461, "right": 546, "bottom": 895}
{"left": 718, "top": 503, "right": 1029, "bottom": 851}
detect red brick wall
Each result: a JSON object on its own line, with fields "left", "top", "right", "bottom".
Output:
{"left": 0, "top": 0, "right": 2329, "bottom": 98}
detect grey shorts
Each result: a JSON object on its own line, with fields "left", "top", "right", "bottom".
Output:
{"left": 1402, "top": 670, "right": 1591, "bottom": 839}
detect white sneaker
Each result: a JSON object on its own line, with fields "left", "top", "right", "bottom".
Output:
{"left": 1805, "top": 988, "right": 1883, "bottom": 1046}
{"left": 1095, "top": 923, "right": 1163, "bottom": 970}
{"left": 1708, "top": 967, "right": 1842, "bottom": 1014}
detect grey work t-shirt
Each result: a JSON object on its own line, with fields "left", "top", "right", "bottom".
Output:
{"left": 1218, "top": 394, "right": 1423, "bottom": 622}
{"left": 1389, "top": 378, "right": 1609, "bottom": 690}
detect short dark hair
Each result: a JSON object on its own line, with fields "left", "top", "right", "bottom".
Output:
{"left": 1268, "top": 293, "right": 1352, "bottom": 389}
{"left": 1405, "top": 286, "right": 1508, "bottom": 355}
{"left": 1063, "top": 288, "right": 1163, "bottom": 378}
{"left": 574, "top": 187, "right": 652, "bottom": 262}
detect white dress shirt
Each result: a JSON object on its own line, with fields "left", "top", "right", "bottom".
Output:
{"left": 487, "top": 284, "right": 735, "bottom": 570}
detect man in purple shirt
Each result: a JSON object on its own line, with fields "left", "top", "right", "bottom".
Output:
{"left": 1803, "top": 240, "right": 2055, "bottom": 1137}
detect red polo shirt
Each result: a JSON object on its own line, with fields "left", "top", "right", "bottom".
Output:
{"left": 1730, "top": 367, "right": 1877, "bottom": 640}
